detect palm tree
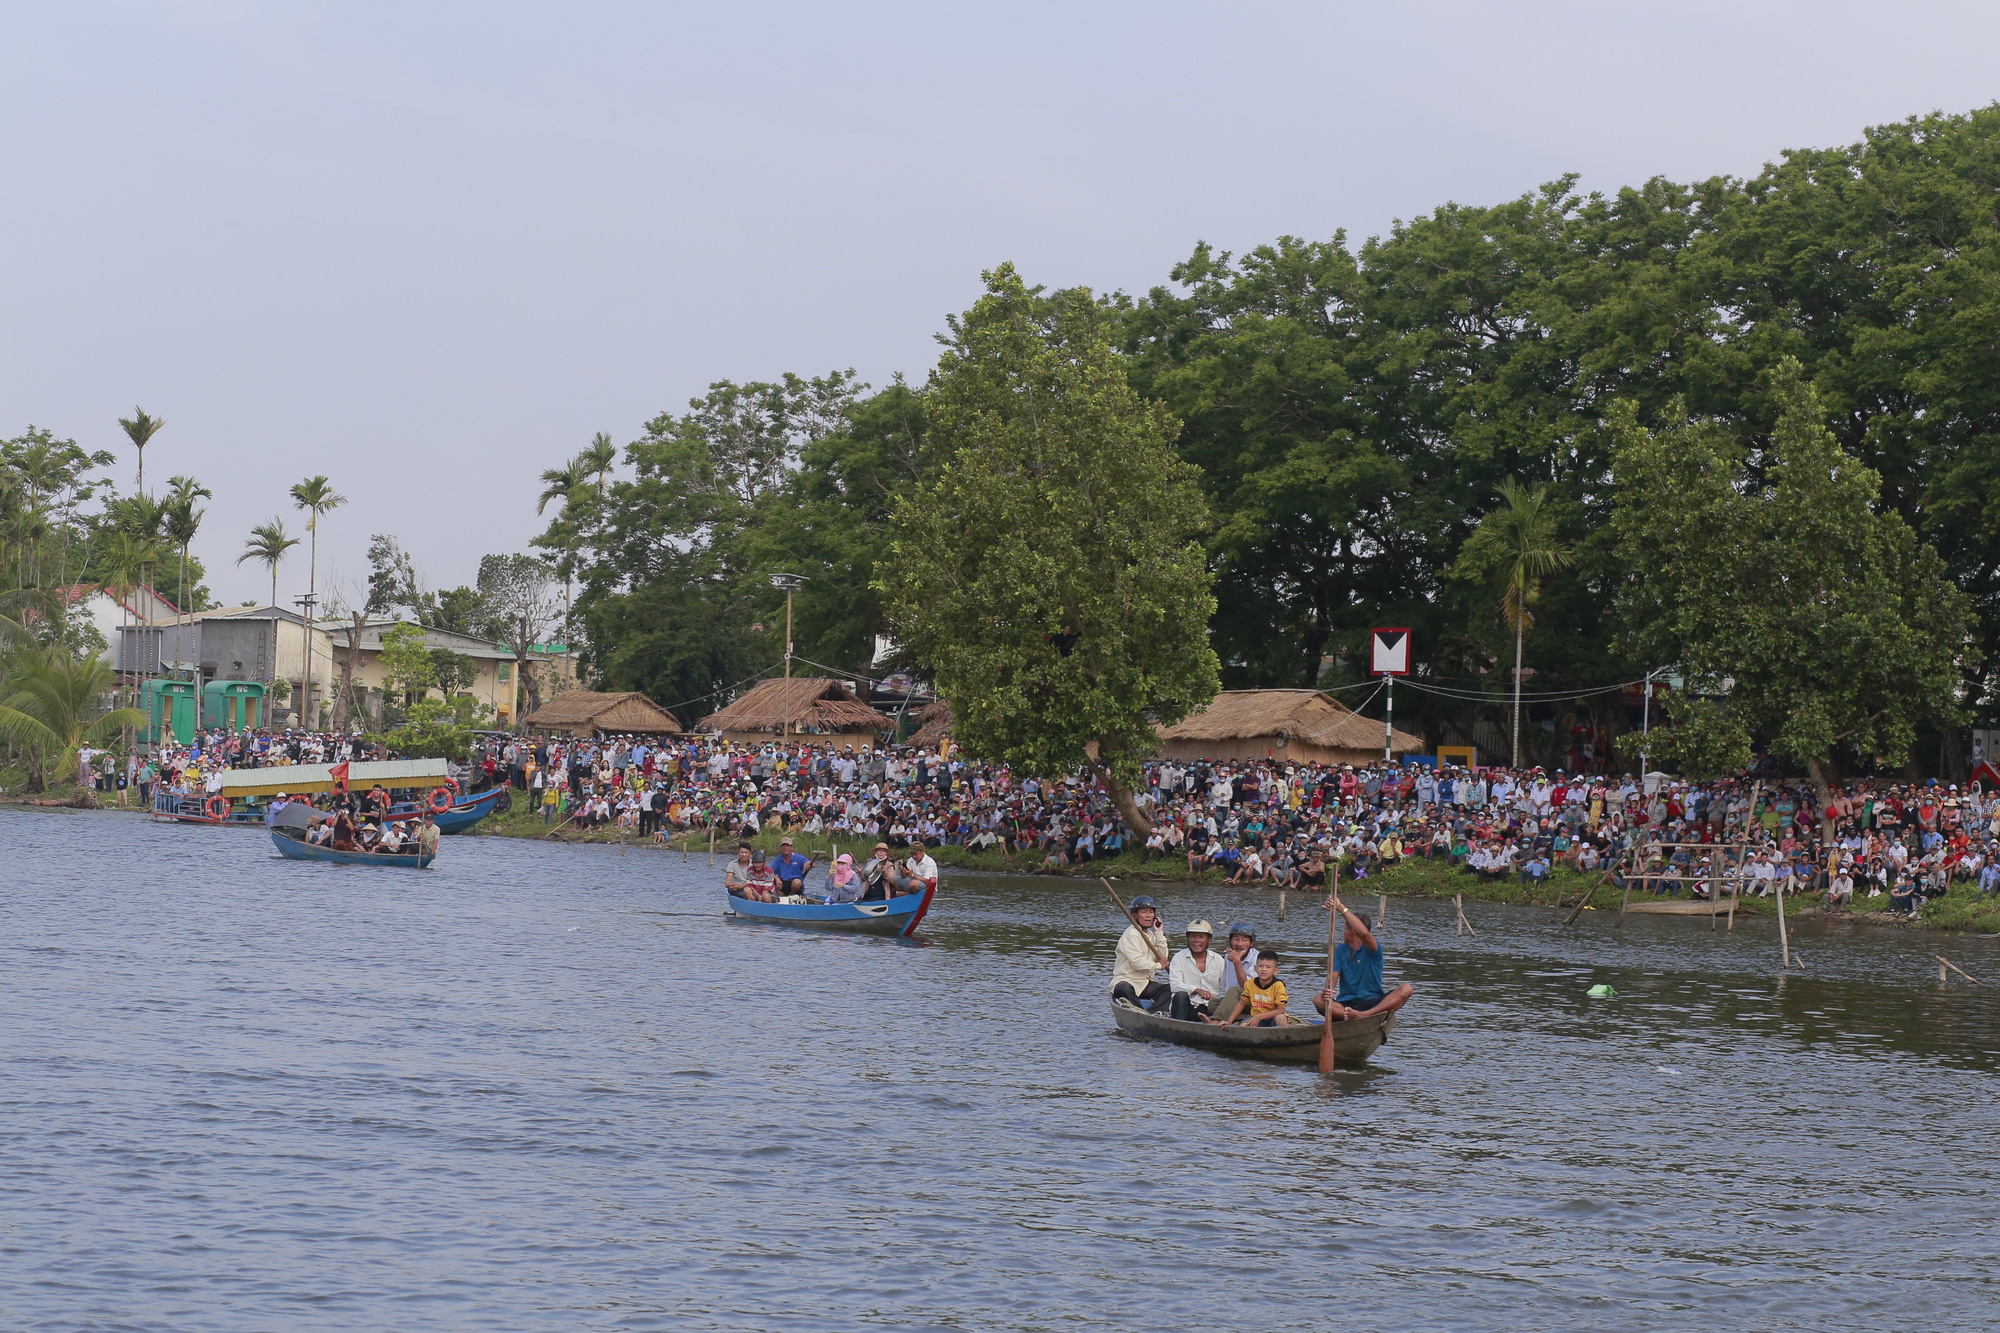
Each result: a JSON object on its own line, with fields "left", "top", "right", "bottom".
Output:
{"left": 118, "top": 407, "right": 166, "bottom": 498}
{"left": 0, "top": 646, "right": 147, "bottom": 792}
{"left": 1459, "top": 478, "right": 1574, "bottom": 767}
{"left": 582, "top": 432, "right": 618, "bottom": 497}
{"left": 288, "top": 475, "right": 346, "bottom": 724}
{"left": 164, "top": 476, "right": 211, "bottom": 617}
{"left": 99, "top": 530, "right": 163, "bottom": 705}
{"left": 536, "top": 456, "right": 589, "bottom": 516}
{"left": 237, "top": 518, "right": 299, "bottom": 611}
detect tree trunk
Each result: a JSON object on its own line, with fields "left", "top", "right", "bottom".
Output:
{"left": 1939, "top": 727, "right": 1967, "bottom": 784}
{"left": 1511, "top": 617, "right": 1524, "bottom": 768}
{"left": 1088, "top": 751, "right": 1155, "bottom": 839}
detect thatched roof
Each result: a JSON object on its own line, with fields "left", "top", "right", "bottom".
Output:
{"left": 908, "top": 700, "right": 952, "bottom": 749}
{"left": 1159, "top": 689, "right": 1421, "bottom": 754}
{"left": 523, "top": 690, "right": 684, "bottom": 734}
{"left": 698, "top": 677, "right": 890, "bottom": 735}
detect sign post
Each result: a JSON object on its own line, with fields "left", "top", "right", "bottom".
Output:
{"left": 1370, "top": 628, "right": 1411, "bottom": 762}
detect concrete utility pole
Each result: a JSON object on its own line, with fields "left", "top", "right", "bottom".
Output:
{"left": 769, "top": 573, "right": 808, "bottom": 737}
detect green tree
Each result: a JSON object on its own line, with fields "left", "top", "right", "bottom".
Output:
{"left": 1453, "top": 478, "right": 1574, "bottom": 767}
{"left": 1610, "top": 363, "right": 1976, "bottom": 785}
{"left": 373, "top": 622, "right": 472, "bottom": 758}
{"left": 163, "top": 476, "right": 211, "bottom": 615}
{"left": 117, "top": 407, "right": 165, "bottom": 499}
{"left": 0, "top": 647, "right": 146, "bottom": 791}
{"left": 237, "top": 518, "right": 299, "bottom": 611}
{"left": 880, "top": 265, "right": 1219, "bottom": 834}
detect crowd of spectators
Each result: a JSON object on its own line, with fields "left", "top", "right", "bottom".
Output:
{"left": 128, "top": 726, "right": 2000, "bottom": 917}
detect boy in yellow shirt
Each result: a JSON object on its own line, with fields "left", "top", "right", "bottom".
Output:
{"left": 1217, "top": 952, "right": 1288, "bottom": 1026}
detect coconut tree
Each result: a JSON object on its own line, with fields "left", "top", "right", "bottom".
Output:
{"left": 289, "top": 475, "right": 346, "bottom": 722}
{"left": 117, "top": 407, "right": 166, "bottom": 498}
{"left": 537, "top": 453, "right": 592, "bottom": 625}
{"left": 0, "top": 645, "right": 147, "bottom": 792}
{"left": 1457, "top": 478, "right": 1574, "bottom": 767}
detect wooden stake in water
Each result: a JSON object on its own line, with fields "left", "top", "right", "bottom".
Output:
{"left": 1774, "top": 868, "right": 1791, "bottom": 971}
{"left": 1377, "top": 894, "right": 1387, "bottom": 930}
{"left": 1320, "top": 864, "right": 1342, "bottom": 1076}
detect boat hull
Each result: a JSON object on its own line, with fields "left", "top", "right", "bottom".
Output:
{"left": 724, "top": 883, "right": 935, "bottom": 937}
{"left": 1111, "top": 1001, "right": 1394, "bottom": 1066}
{"left": 271, "top": 828, "right": 435, "bottom": 868}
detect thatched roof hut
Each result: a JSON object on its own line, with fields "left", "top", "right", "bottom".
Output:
{"left": 698, "top": 677, "right": 891, "bottom": 741}
{"left": 907, "top": 700, "right": 952, "bottom": 750}
{"left": 1157, "top": 689, "right": 1422, "bottom": 766}
{"left": 523, "top": 690, "right": 685, "bottom": 738}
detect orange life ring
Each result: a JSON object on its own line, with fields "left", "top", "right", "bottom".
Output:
{"left": 206, "top": 794, "right": 230, "bottom": 822}
{"left": 429, "top": 786, "right": 454, "bottom": 812}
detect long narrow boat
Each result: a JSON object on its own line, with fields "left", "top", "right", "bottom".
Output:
{"left": 1621, "top": 898, "right": 1737, "bottom": 916}
{"left": 386, "top": 784, "right": 509, "bottom": 834}
{"left": 154, "top": 761, "right": 506, "bottom": 834}
{"left": 1111, "top": 1000, "right": 1395, "bottom": 1067}
{"left": 724, "top": 882, "right": 936, "bottom": 937}
{"left": 270, "top": 825, "right": 435, "bottom": 869}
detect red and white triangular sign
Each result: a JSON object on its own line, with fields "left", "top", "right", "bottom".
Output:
{"left": 1370, "top": 628, "right": 1410, "bottom": 676}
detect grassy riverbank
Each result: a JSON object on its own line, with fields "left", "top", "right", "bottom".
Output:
{"left": 477, "top": 807, "right": 2000, "bottom": 932}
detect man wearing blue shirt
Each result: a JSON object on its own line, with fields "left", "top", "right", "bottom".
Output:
{"left": 1313, "top": 892, "right": 1414, "bottom": 1022}
{"left": 770, "top": 838, "right": 813, "bottom": 896}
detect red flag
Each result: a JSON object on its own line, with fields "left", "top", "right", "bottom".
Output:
{"left": 329, "top": 761, "right": 350, "bottom": 794}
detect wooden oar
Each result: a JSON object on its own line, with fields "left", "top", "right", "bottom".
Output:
{"left": 1320, "top": 862, "right": 1342, "bottom": 1075}
{"left": 1101, "top": 877, "right": 1168, "bottom": 965}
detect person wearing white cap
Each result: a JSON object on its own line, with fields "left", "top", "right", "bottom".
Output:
{"left": 1168, "top": 920, "right": 1225, "bottom": 1022}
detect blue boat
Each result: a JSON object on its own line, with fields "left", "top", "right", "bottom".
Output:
{"left": 724, "top": 882, "right": 936, "bottom": 937}
{"left": 270, "top": 826, "right": 435, "bottom": 869}
{"left": 387, "top": 784, "right": 510, "bottom": 834}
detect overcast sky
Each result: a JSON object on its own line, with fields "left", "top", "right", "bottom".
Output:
{"left": 5, "top": 1, "right": 1998, "bottom": 607}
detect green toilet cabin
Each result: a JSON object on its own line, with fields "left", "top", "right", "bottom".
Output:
{"left": 202, "top": 679, "right": 267, "bottom": 731}
{"left": 141, "top": 678, "right": 198, "bottom": 746}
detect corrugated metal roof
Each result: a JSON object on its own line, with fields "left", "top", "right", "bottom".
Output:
{"left": 218, "top": 758, "right": 449, "bottom": 795}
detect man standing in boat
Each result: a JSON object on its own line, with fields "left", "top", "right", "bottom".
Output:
{"left": 1110, "top": 896, "right": 1171, "bottom": 1013}
{"left": 1313, "top": 892, "right": 1414, "bottom": 1022}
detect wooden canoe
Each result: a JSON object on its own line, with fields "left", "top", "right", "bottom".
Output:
{"left": 270, "top": 827, "right": 435, "bottom": 869}
{"left": 1111, "top": 1000, "right": 1394, "bottom": 1067}
{"left": 724, "top": 882, "right": 936, "bottom": 937}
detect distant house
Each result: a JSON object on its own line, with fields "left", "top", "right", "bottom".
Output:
{"left": 1156, "top": 689, "right": 1422, "bottom": 767}
{"left": 60, "top": 583, "right": 180, "bottom": 662}
{"left": 698, "top": 677, "right": 890, "bottom": 742}
{"left": 522, "top": 690, "right": 684, "bottom": 738}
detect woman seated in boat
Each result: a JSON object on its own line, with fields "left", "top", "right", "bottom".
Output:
{"left": 859, "top": 842, "right": 902, "bottom": 902}
{"left": 821, "top": 853, "right": 863, "bottom": 903}
{"left": 330, "top": 811, "right": 360, "bottom": 852}
{"left": 305, "top": 815, "right": 333, "bottom": 846}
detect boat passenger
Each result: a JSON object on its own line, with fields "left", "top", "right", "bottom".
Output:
{"left": 1210, "top": 922, "right": 1261, "bottom": 1020}
{"left": 1215, "top": 951, "right": 1288, "bottom": 1026}
{"left": 859, "top": 842, "right": 902, "bottom": 902}
{"left": 378, "top": 821, "right": 407, "bottom": 854}
{"left": 331, "top": 811, "right": 359, "bottom": 852}
{"left": 1110, "top": 895, "right": 1172, "bottom": 1013}
{"left": 741, "top": 850, "right": 780, "bottom": 902}
{"left": 905, "top": 838, "right": 939, "bottom": 895}
{"left": 771, "top": 837, "right": 812, "bottom": 896}
{"left": 306, "top": 815, "right": 332, "bottom": 846}
{"left": 1313, "top": 893, "right": 1415, "bottom": 1022}
{"left": 723, "top": 842, "right": 756, "bottom": 896}
{"left": 417, "top": 811, "right": 441, "bottom": 859}
{"left": 822, "top": 852, "right": 861, "bottom": 903}
{"left": 1167, "top": 919, "right": 1225, "bottom": 1022}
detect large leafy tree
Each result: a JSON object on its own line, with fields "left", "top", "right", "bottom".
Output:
{"left": 880, "top": 265, "right": 1219, "bottom": 834}
{"left": 1610, "top": 363, "right": 1975, "bottom": 784}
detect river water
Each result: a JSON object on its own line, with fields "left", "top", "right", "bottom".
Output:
{"left": 4, "top": 808, "right": 1997, "bottom": 1331}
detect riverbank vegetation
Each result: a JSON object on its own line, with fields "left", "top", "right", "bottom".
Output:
{"left": 534, "top": 104, "right": 2000, "bottom": 775}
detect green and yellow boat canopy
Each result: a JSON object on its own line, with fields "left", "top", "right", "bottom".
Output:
{"left": 217, "top": 758, "right": 450, "bottom": 799}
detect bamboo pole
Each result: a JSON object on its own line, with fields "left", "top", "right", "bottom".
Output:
{"left": 1939, "top": 955, "right": 1980, "bottom": 984}
{"left": 1377, "top": 894, "right": 1387, "bottom": 930}
{"left": 1774, "top": 865, "right": 1791, "bottom": 970}
{"left": 708, "top": 821, "right": 716, "bottom": 867}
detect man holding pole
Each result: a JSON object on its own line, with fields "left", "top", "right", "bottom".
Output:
{"left": 1109, "top": 895, "right": 1172, "bottom": 1013}
{"left": 1314, "top": 891, "right": 1415, "bottom": 1022}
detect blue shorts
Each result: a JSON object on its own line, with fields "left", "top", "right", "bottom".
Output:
{"left": 1338, "top": 993, "right": 1385, "bottom": 1011}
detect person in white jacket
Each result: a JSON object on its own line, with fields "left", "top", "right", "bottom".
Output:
{"left": 1168, "top": 921, "right": 1226, "bottom": 1022}
{"left": 1110, "top": 896, "right": 1171, "bottom": 1012}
